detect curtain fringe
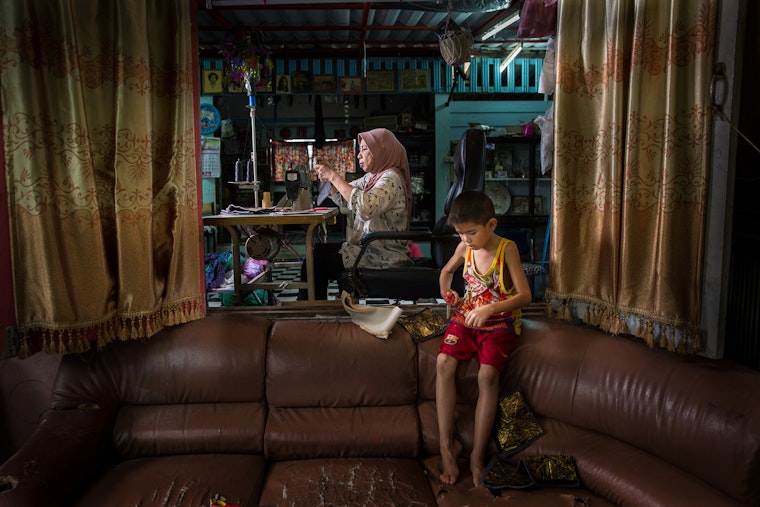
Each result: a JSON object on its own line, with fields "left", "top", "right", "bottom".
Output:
{"left": 546, "top": 294, "right": 703, "bottom": 354}
{"left": 16, "top": 297, "right": 205, "bottom": 358}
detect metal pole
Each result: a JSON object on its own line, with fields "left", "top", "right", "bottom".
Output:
{"left": 245, "top": 76, "right": 260, "bottom": 208}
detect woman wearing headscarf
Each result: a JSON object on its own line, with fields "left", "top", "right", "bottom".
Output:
{"left": 298, "top": 128, "right": 413, "bottom": 300}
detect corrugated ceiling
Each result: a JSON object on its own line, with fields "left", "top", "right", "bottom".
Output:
{"left": 197, "top": 0, "right": 548, "bottom": 60}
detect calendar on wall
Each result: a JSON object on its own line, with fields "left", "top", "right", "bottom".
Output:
{"left": 201, "top": 137, "right": 221, "bottom": 178}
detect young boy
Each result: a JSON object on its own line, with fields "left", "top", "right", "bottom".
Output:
{"left": 436, "top": 190, "right": 532, "bottom": 487}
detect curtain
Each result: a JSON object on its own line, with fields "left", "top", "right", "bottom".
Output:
{"left": 0, "top": 0, "right": 204, "bottom": 357}
{"left": 272, "top": 139, "right": 356, "bottom": 181}
{"left": 547, "top": 0, "right": 716, "bottom": 353}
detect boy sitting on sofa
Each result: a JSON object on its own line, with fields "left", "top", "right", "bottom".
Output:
{"left": 436, "top": 190, "right": 532, "bottom": 487}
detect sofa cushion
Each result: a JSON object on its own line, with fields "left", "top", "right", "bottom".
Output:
{"left": 522, "top": 417, "right": 744, "bottom": 507}
{"left": 267, "top": 320, "right": 418, "bottom": 407}
{"left": 52, "top": 314, "right": 271, "bottom": 407}
{"left": 71, "top": 454, "right": 267, "bottom": 507}
{"left": 113, "top": 402, "right": 267, "bottom": 457}
{"left": 259, "top": 458, "right": 437, "bottom": 507}
{"left": 50, "top": 314, "right": 271, "bottom": 459}
{"left": 265, "top": 320, "right": 420, "bottom": 459}
{"left": 506, "top": 318, "right": 760, "bottom": 506}
{"left": 266, "top": 406, "right": 419, "bottom": 460}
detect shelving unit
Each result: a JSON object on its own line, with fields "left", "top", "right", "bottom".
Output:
{"left": 396, "top": 132, "right": 436, "bottom": 228}
{"left": 482, "top": 134, "right": 551, "bottom": 301}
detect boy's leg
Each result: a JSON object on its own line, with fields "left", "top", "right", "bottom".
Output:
{"left": 436, "top": 352, "right": 461, "bottom": 485}
{"left": 471, "top": 363, "right": 500, "bottom": 487}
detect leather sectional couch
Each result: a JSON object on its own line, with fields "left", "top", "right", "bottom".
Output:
{"left": 0, "top": 313, "right": 758, "bottom": 506}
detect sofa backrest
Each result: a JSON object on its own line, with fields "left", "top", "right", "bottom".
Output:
{"left": 50, "top": 314, "right": 271, "bottom": 459}
{"left": 264, "top": 319, "right": 420, "bottom": 460}
{"left": 505, "top": 318, "right": 760, "bottom": 506}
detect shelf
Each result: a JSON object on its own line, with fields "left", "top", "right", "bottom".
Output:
{"left": 482, "top": 134, "right": 550, "bottom": 303}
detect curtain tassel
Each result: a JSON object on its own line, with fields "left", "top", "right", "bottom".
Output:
{"left": 97, "top": 326, "right": 107, "bottom": 349}
{"left": 19, "top": 336, "right": 32, "bottom": 359}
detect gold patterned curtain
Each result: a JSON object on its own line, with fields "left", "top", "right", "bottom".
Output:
{"left": 0, "top": 0, "right": 204, "bottom": 357}
{"left": 547, "top": 0, "right": 716, "bottom": 353}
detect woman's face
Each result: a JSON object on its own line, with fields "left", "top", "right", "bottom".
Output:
{"left": 357, "top": 140, "right": 374, "bottom": 173}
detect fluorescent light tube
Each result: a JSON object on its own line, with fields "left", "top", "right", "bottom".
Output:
{"left": 482, "top": 13, "right": 520, "bottom": 40}
{"left": 500, "top": 43, "right": 523, "bottom": 72}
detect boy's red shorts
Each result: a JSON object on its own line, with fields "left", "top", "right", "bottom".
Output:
{"left": 438, "top": 320, "right": 517, "bottom": 372}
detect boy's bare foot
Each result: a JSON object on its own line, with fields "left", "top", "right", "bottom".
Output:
{"left": 471, "top": 454, "right": 486, "bottom": 488}
{"left": 439, "top": 440, "right": 463, "bottom": 485}
{"left": 470, "top": 463, "right": 485, "bottom": 487}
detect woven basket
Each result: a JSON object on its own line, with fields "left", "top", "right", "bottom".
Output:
{"left": 439, "top": 31, "right": 473, "bottom": 66}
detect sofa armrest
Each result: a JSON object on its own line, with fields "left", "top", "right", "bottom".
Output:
{"left": 0, "top": 405, "right": 115, "bottom": 506}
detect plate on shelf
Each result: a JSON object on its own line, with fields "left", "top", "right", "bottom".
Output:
{"left": 486, "top": 181, "right": 511, "bottom": 215}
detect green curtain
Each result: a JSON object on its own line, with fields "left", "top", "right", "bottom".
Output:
{"left": 0, "top": 0, "right": 204, "bottom": 357}
{"left": 547, "top": 0, "right": 716, "bottom": 353}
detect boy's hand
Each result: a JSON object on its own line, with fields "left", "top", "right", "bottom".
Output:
{"left": 443, "top": 289, "right": 460, "bottom": 306}
{"left": 464, "top": 305, "right": 492, "bottom": 328}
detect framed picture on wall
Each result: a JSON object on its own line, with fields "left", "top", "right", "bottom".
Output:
{"left": 227, "top": 81, "right": 244, "bottom": 94}
{"left": 400, "top": 70, "right": 430, "bottom": 91}
{"left": 202, "top": 69, "right": 223, "bottom": 95}
{"left": 365, "top": 70, "right": 395, "bottom": 92}
{"left": 291, "top": 71, "right": 312, "bottom": 93}
{"left": 339, "top": 76, "right": 363, "bottom": 93}
{"left": 313, "top": 74, "right": 336, "bottom": 93}
{"left": 275, "top": 75, "right": 291, "bottom": 94}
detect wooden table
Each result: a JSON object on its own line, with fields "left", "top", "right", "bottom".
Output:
{"left": 203, "top": 208, "right": 339, "bottom": 302}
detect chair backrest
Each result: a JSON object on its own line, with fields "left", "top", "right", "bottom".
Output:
{"left": 442, "top": 128, "right": 487, "bottom": 216}
{"left": 432, "top": 129, "right": 487, "bottom": 270}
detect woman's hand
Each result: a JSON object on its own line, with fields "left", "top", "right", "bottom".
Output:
{"left": 314, "top": 161, "right": 338, "bottom": 185}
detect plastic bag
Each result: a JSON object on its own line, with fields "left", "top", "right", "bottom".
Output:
{"left": 538, "top": 38, "right": 556, "bottom": 95}
{"left": 533, "top": 104, "right": 554, "bottom": 175}
{"left": 243, "top": 257, "right": 268, "bottom": 279}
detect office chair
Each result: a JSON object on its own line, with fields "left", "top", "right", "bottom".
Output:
{"left": 338, "top": 128, "right": 487, "bottom": 300}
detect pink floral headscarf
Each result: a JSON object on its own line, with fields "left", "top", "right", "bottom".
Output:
{"left": 357, "top": 128, "right": 412, "bottom": 224}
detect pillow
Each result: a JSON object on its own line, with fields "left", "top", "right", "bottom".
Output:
{"left": 493, "top": 390, "right": 545, "bottom": 455}
{"left": 398, "top": 308, "right": 448, "bottom": 343}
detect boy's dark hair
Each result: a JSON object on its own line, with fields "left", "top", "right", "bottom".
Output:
{"left": 447, "top": 190, "right": 496, "bottom": 225}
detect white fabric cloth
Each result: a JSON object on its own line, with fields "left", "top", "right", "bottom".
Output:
{"left": 341, "top": 291, "right": 403, "bottom": 339}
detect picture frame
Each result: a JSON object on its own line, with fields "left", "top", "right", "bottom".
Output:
{"left": 313, "top": 74, "right": 337, "bottom": 93}
{"left": 400, "top": 70, "right": 430, "bottom": 92}
{"left": 339, "top": 76, "right": 363, "bottom": 93}
{"left": 512, "top": 195, "right": 543, "bottom": 215}
{"left": 512, "top": 195, "right": 530, "bottom": 214}
{"left": 291, "top": 70, "right": 312, "bottom": 93}
{"left": 365, "top": 70, "right": 395, "bottom": 92}
{"left": 202, "top": 69, "right": 223, "bottom": 95}
{"left": 227, "top": 81, "right": 244, "bottom": 94}
{"left": 275, "top": 75, "right": 291, "bottom": 94}
{"left": 533, "top": 196, "right": 543, "bottom": 215}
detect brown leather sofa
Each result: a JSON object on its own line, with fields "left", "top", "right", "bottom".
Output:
{"left": 1, "top": 314, "right": 758, "bottom": 507}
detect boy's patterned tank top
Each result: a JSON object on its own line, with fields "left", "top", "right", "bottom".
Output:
{"left": 451, "top": 237, "right": 522, "bottom": 333}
